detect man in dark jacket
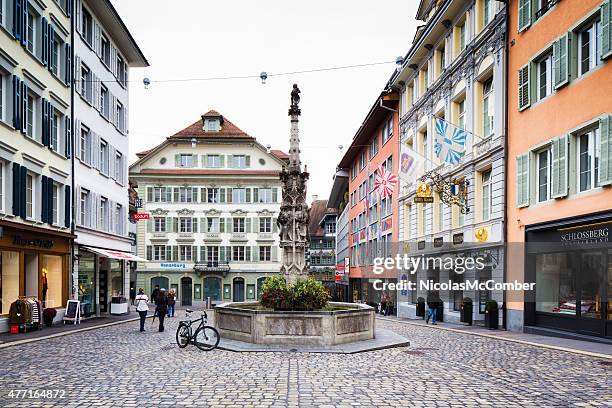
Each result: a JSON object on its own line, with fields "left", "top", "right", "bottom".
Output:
{"left": 151, "top": 285, "right": 160, "bottom": 304}
{"left": 426, "top": 292, "right": 440, "bottom": 325}
{"left": 155, "top": 288, "right": 168, "bottom": 332}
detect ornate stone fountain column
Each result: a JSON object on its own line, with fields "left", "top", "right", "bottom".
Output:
{"left": 277, "top": 84, "right": 310, "bottom": 285}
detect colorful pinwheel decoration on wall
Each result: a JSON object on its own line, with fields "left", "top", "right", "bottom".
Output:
{"left": 374, "top": 164, "right": 397, "bottom": 199}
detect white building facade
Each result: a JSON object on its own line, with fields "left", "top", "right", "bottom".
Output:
{"left": 72, "top": 0, "right": 148, "bottom": 317}
{"left": 392, "top": 0, "right": 507, "bottom": 324}
{"left": 129, "top": 111, "right": 287, "bottom": 307}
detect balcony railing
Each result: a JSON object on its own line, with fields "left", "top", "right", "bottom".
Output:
{"left": 194, "top": 261, "right": 230, "bottom": 273}
{"left": 535, "top": 0, "right": 559, "bottom": 20}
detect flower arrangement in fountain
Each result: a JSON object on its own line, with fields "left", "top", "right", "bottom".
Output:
{"left": 260, "top": 275, "right": 330, "bottom": 311}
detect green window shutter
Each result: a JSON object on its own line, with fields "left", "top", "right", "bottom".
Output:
{"left": 253, "top": 217, "right": 259, "bottom": 233}
{"left": 192, "top": 217, "right": 198, "bottom": 232}
{"left": 245, "top": 188, "right": 251, "bottom": 203}
{"left": 202, "top": 154, "right": 208, "bottom": 168}
{"left": 146, "top": 219, "right": 152, "bottom": 233}
{"left": 272, "top": 246, "right": 278, "bottom": 262}
{"left": 272, "top": 188, "right": 278, "bottom": 202}
{"left": 273, "top": 217, "right": 278, "bottom": 233}
{"left": 227, "top": 188, "right": 233, "bottom": 203}
{"left": 174, "top": 217, "right": 179, "bottom": 233}
{"left": 516, "top": 154, "right": 530, "bottom": 207}
{"left": 226, "top": 217, "right": 232, "bottom": 233}
{"left": 551, "top": 136, "right": 568, "bottom": 198}
{"left": 146, "top": 187, "right": 153, "bottom": 202}
{"left": 165, "top": 187, "right": 172, "bottom": 202}
{"left": 252, "top": 246, "right": 258, "bottom": 261}
{"left": 245, "top": 155, "right": 251, "bottom": 167}
{"left": 173, "top": 246, "right": 179, "bottom": 261}
{"left": 219, "top": 188, "right": 226, "bottom": 203}
{"left": 599, "top": 115, "right": 612, "bottom": 186}
{"left": 554, "top": 34, "right": 569, "bottom": 89}
{"left": 175, "top": 154, "right": 181, "bottom": 167}
{"left": 219, "top": 217, "right": 225, "bottom": 233}
{"left": 219, "top": 155, "right": 225, "bottom": 167}
{"left": 246, "top": 218, "right": 252, "bottom": 233}
{"left": 146, "top": 246, "right": 152, "bottom": 260}
{"left": 245, "top": 246, "right": 252, "bottom": 261}
{"left": 253, "top": 188, "right": 259, "bottom": 203}
{"left": 192, "top": 154, "right": 198, "bottom": 167}
{"left": 518, "top": 64, "right": 531, "bottom": 111}
{"left": 518, "top": 0, "right": 531, "bottom": 32}
{"left": 192, "top": 188, "right": 198, "bottom": 202}
{"left": 227, "top": 155, "right": 234, "bottom": 168}
{"left": 219, "top": 246, "right": 225, "bottom": 262}
{"left": 200, "top": 187, "right": 206, "bottom": 202}
{"left": 602, "top": 0, "right": 612, "bottom": 59}
{"left": 192, "top": 246, "right": 198, "bottom": 261}
{"left": 173, "top": 187, "right": 179, "bottom": 202}
{"left": 165, "top": 246, "right": 172, "bottom": 261}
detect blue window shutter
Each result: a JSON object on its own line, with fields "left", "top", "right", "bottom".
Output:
{"left": 67, "top": 0, "right": 72, "bottom": 16}
{"left": 41, "top": 175, "right": 48, "bottom": 223}
{"left": 21, "top": 0, "right": 28, "bottom": 47}
{"left": 602, "top": 0, "right": 611, "bottom": 59}
{"left": 48, "top": 178, "right": 54, "bottom": 224}
{"left": 21, "top": 82, "right": 27, "bottom": 134}
{"left": 42, "top": 17, "right": 48, "bottom": 66}
{"left": 12, "top": 163, "right": 21, "bottom": 216}
{"left": 65, "top": 43, "right": 72, "bottom": 85}
{"left": 599, "top": 115, "right": 612, "bottom": 186}
{"left": 12, "top": 76, "right": 21, "bottom": 130}
{"left": 41, "top": 99, "right": 47, "bottom": 146}
{"left": 13, "top": 0, "right": 22, "bottom": 40}
{"left": 20, "top": 166, "right": 27, "bottom": 218}
{"left": 64, "top": 185, "right": 71, "bottom": 227}
{"left": 49, "top": 25, "right": 55, "bottom": 72}
{"left": 65, "top": 115, "right": 72, "bottom": 157}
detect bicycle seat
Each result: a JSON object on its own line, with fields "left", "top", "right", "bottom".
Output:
{"left": 185, "top": 309, "right": 194, "bottom": 314}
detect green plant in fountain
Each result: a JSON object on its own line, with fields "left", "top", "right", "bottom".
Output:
{"left": 260, "top": 276, "right": 329, "bottom": 311}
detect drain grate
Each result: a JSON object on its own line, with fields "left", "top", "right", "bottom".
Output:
{"left": 404, "top": 350, "right": 425, "bottom": 356}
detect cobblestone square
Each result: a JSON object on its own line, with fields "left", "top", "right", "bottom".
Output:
{"left": 0, "top": 316, "right": 609, "bottom": 407}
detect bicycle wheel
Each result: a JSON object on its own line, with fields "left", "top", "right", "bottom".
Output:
{"left": 176, "top": 323, "right": 191, "bottom": 348}
{"left": 193, "top": 325, "right": 220, "bottom": 351}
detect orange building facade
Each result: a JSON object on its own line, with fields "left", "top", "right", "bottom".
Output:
{"left": 337, "top": 91, "right": 400, "bottom": 307}
{"left": 507, "top": 0, "right": 612, "bottom": 338}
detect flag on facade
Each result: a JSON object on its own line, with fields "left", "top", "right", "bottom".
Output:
{"left": 374, "top": 164, "right": 397, "bottom": 200}
{"left": 434, "top": 117, "right": 468, "bottom": 165}
{"left": 398, "top": 142, "right": 424, "bottom": 183}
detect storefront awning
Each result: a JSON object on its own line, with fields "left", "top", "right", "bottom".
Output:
{"left": 82, "top": 247, "right": 148, "bottom": 262}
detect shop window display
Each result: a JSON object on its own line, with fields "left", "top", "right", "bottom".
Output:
{"left": 110, "top": 260, "right": 124, "bottom": 296}
{"left": 535, "top": 253, "right": 576, "bottom": 315}
{"left": 41, "top": 255, "right": 63, "bottom": 308}
{"left": 1, "top": 251, "right": 20, "bottom": 315}
{"left": 78, "top": 254, "right": 96, "bottom": 317}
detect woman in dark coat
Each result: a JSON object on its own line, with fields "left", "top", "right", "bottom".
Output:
{"left": 155, "top": 288, "right": 168, "bottom": 332}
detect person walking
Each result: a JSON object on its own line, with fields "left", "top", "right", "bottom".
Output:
{"left": 167, "top": 289, "right": 176, "bottom": 318}
{"left": 155, "top": 288, "right": 168, "bottom": 332}
{"left": 425, "top": 292, "right": 439, "bottom": 325}
{"left": 134, "top": 288, "right": 149, "bottom": 332}
{"left": 130, "top": 287, "right": 136, "bottom": 305}
{"left": 151, "top": 285, "right": 160, "bottom": 304}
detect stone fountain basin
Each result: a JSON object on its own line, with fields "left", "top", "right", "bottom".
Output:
{"left": 214, "top": 302, "right": 375, "bottom": 346}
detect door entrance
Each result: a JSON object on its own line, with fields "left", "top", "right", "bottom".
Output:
{"left": 181, "top": 277, "right": 192, "bottom": 306}
{"left": 99, "top": 269, "right": 108, "bottom": 313}
{"left": 233, "top": 277, "right": 245, "bottom": 302}
{"left": 577, "top": 251, "right": 607, "bottom": 336}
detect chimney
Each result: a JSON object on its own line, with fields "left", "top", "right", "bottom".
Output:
{"left": 312, "top": 194, "right": 318, "bottom": 202}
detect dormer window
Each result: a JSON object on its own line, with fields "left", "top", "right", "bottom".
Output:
{"left": 205, "top": 119, "right": 220, "bottom": 132}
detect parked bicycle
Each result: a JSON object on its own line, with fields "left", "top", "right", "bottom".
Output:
{"left": 175, "top": 309, "right": 220, "bottom": 351}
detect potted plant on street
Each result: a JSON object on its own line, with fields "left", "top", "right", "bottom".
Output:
{"left": 460, "top": 297, "right": 473, "bottom": 326}
{"left": 43, "top": 308, "right": 57, "bottom": 327}
{"left": 484, "top": 300, "right": 499, "bottom": 330}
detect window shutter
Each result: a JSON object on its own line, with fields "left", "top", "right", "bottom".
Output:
{"left": 273, "top": 217, "right": 278, "bottom": 233}
{"left": 175, "top": 154, "right": 180, "bottom": 167}
{"left": 93, "top": 133, "right": 100, "bottom": 170}
{"left": 173, "top": 187, "right": 179, "bottom": 202}
{"left": 13, "top": 0, "right": 22, "bottom": 40}
{"left": 551, "top": 136, "right": 568, "bottom": 198}
{"left": 173, "top": 246, "right": 179, "bottom": 261}
{"left": 518, "top": 65, "right": 530, "bottom": 111}
{"left": 165, "top": 246, "right": 172, "bottom": 261}
{"left": 226, "top": 188, "right": 233, "bottom": 203}
{"left": 602, "top": 0, "right": 612, "bottom": 59}
{"left": 227, "top": 155, "right": 234, "bottom": 168}
{"left": 553, "top": 34, "right": 569, "bottom": 89}
{"left": 64, "top": 43, "right": 72, "bottom": 85}
{"left": 202, "top": 154, "right": 208, "bottom": 168}
{"left": 252, "top": 246, "right": 259, "bottom": 262}
{"left": 192, "top": 246, "right": 198, "bottom": 262}
{"left": 599, "top": 115, "right": 612, "bottom": 186}
{"left": 518, "top": 0, "right": 531, "bottom": 32}
{"left": 272, "top": 246, "right": 278, "bottom": 262}
{"left": 253, "top": 217, "right": 259, "bottom": 233}
{"left": 192, "top": 154, "right": 198, "bottom": 167}
{"left": 219, "top": 155, "right": 225, "bottom": 167}
{"left": 220, "top": 217, "right": 225, "bottom": 233}
{"left": 226, "top": 217, "right": 232, "bottom": 233}
{"left": 64, "top": 185, "right": 71, "bottom": 228}
{"left": 146, "top": 186, "right": 153, "bottom": 202}
{"left": 42, "top": 17, "right": 48, "bottom": 66}
{"left": 245, "top": 155, "right": 251, "bottom": 167}
{"left": 49, "top": 25, "right": 55, "bottom": 73}
{"left": 21, "top": 81, "right": 27, "bottom": 135}
{"left": 47, "top": 178, "right": 54, "bottom": 224}
{"left": 20, "top": 0, "right": 27, "bottom": 47}
{"left": 245, "top": 246, "right": 252, "bottom": 262}
{"left": 12, "top": 76, "right": 21, "bottom": 130}
{"left": 19, "top": 166, "right": 27, "bottom": 218}
{"left": 200, "top": 187, "right": 206, "bottom": 203}
{"left": 272, "top": 188, "right": 278, "bottom": 202}
{"left": 41, "top": 175, "right": 48, "bottom": 223}
{"left": 173, "top": 217, "right": 179, "bottom": 233}
{"left": 253, "top": 188, "right": 259, "bottom": 203}
{"left": 245, "top": 218, "right": 252, "bottom": 233}
{"left": 201, "top": 246, "right": 207, "bottom": 262}
{"left": 146, "top": 218, "right": 152, "bottom": 233}
{"left": 516, "top": 154, "right": 530, "bottom": 207}
{"left": 146, "top": 246, "right": 152, "bottom": 261}
{"left": 74, "top": 55, "right": 81, "bottom": 94}
{"left": 74, "top": 120, "right": 81, "bottom": 160}
{"left": 245, "top": 188, "right": 251, "bottom": 203}
{"left": 192, "top": 188, "right": 198, "bottom": 202}
{"left": 219, "top": 188, "right": 226, "bottom": 203}
{"left": 65, "top": 115, "right": 71, "bottom": 157}
{"left": 193, "top": 217, "right": 198, "bottom": 233}
{"left": 201, "top": 217, "right": 207, "bottom": 233}
{"left": 219, "top": 246, "right": 226, "bottom": 262}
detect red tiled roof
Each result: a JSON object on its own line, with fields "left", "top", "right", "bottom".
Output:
{"left": 138, "top": 169, "right": 280, "bottom": 176}
{"left": 309, "top": 200, "right": 329, "bottom": 236}
{"left": 136, "top": 149, "right": 151, "bottom": 158}
{"left": 170, "top": 110, "right": 254, "bottom": 140}
{"left": 270, "top": 149, "right": 289, "bottom": 161}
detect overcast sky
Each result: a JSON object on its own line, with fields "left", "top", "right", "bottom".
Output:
{"left": 112, "top": 0, "right": 419, "bottom": 202}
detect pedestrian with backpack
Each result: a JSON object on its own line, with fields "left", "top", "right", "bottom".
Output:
{"left": 134, "top": 288, "right": 149, "bottom": 332}
{"left": 155, "top": 288, "right": 168, "bottom": 332}
{"left": 425, "top": 292, "right": 440, "bottom": 325}
{"left": 167, "top": 289, "right": 176, "bottom": 318}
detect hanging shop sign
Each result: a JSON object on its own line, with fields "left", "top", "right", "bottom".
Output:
{"left": 133, "top": 213, "right": 150, "bottom": 220}
{"left": 453, "top": 233, "right": 464, "bottom": 245}
{"left": 475, "top": 227, "right": 489, "bottom": 243}
{"left": 13, "top": 236, "right": 54, "bottom": 248}
{"left": 414, "top": 182, "right": 433, "bottom": 203}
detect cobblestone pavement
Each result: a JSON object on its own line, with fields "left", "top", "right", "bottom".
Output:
{"left": 0, "top": 314, "right": 610, "bottom": 407}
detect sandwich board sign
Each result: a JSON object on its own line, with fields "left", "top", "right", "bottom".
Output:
{"left": 63, "top": 300, "right": 81, "bottom": 325}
